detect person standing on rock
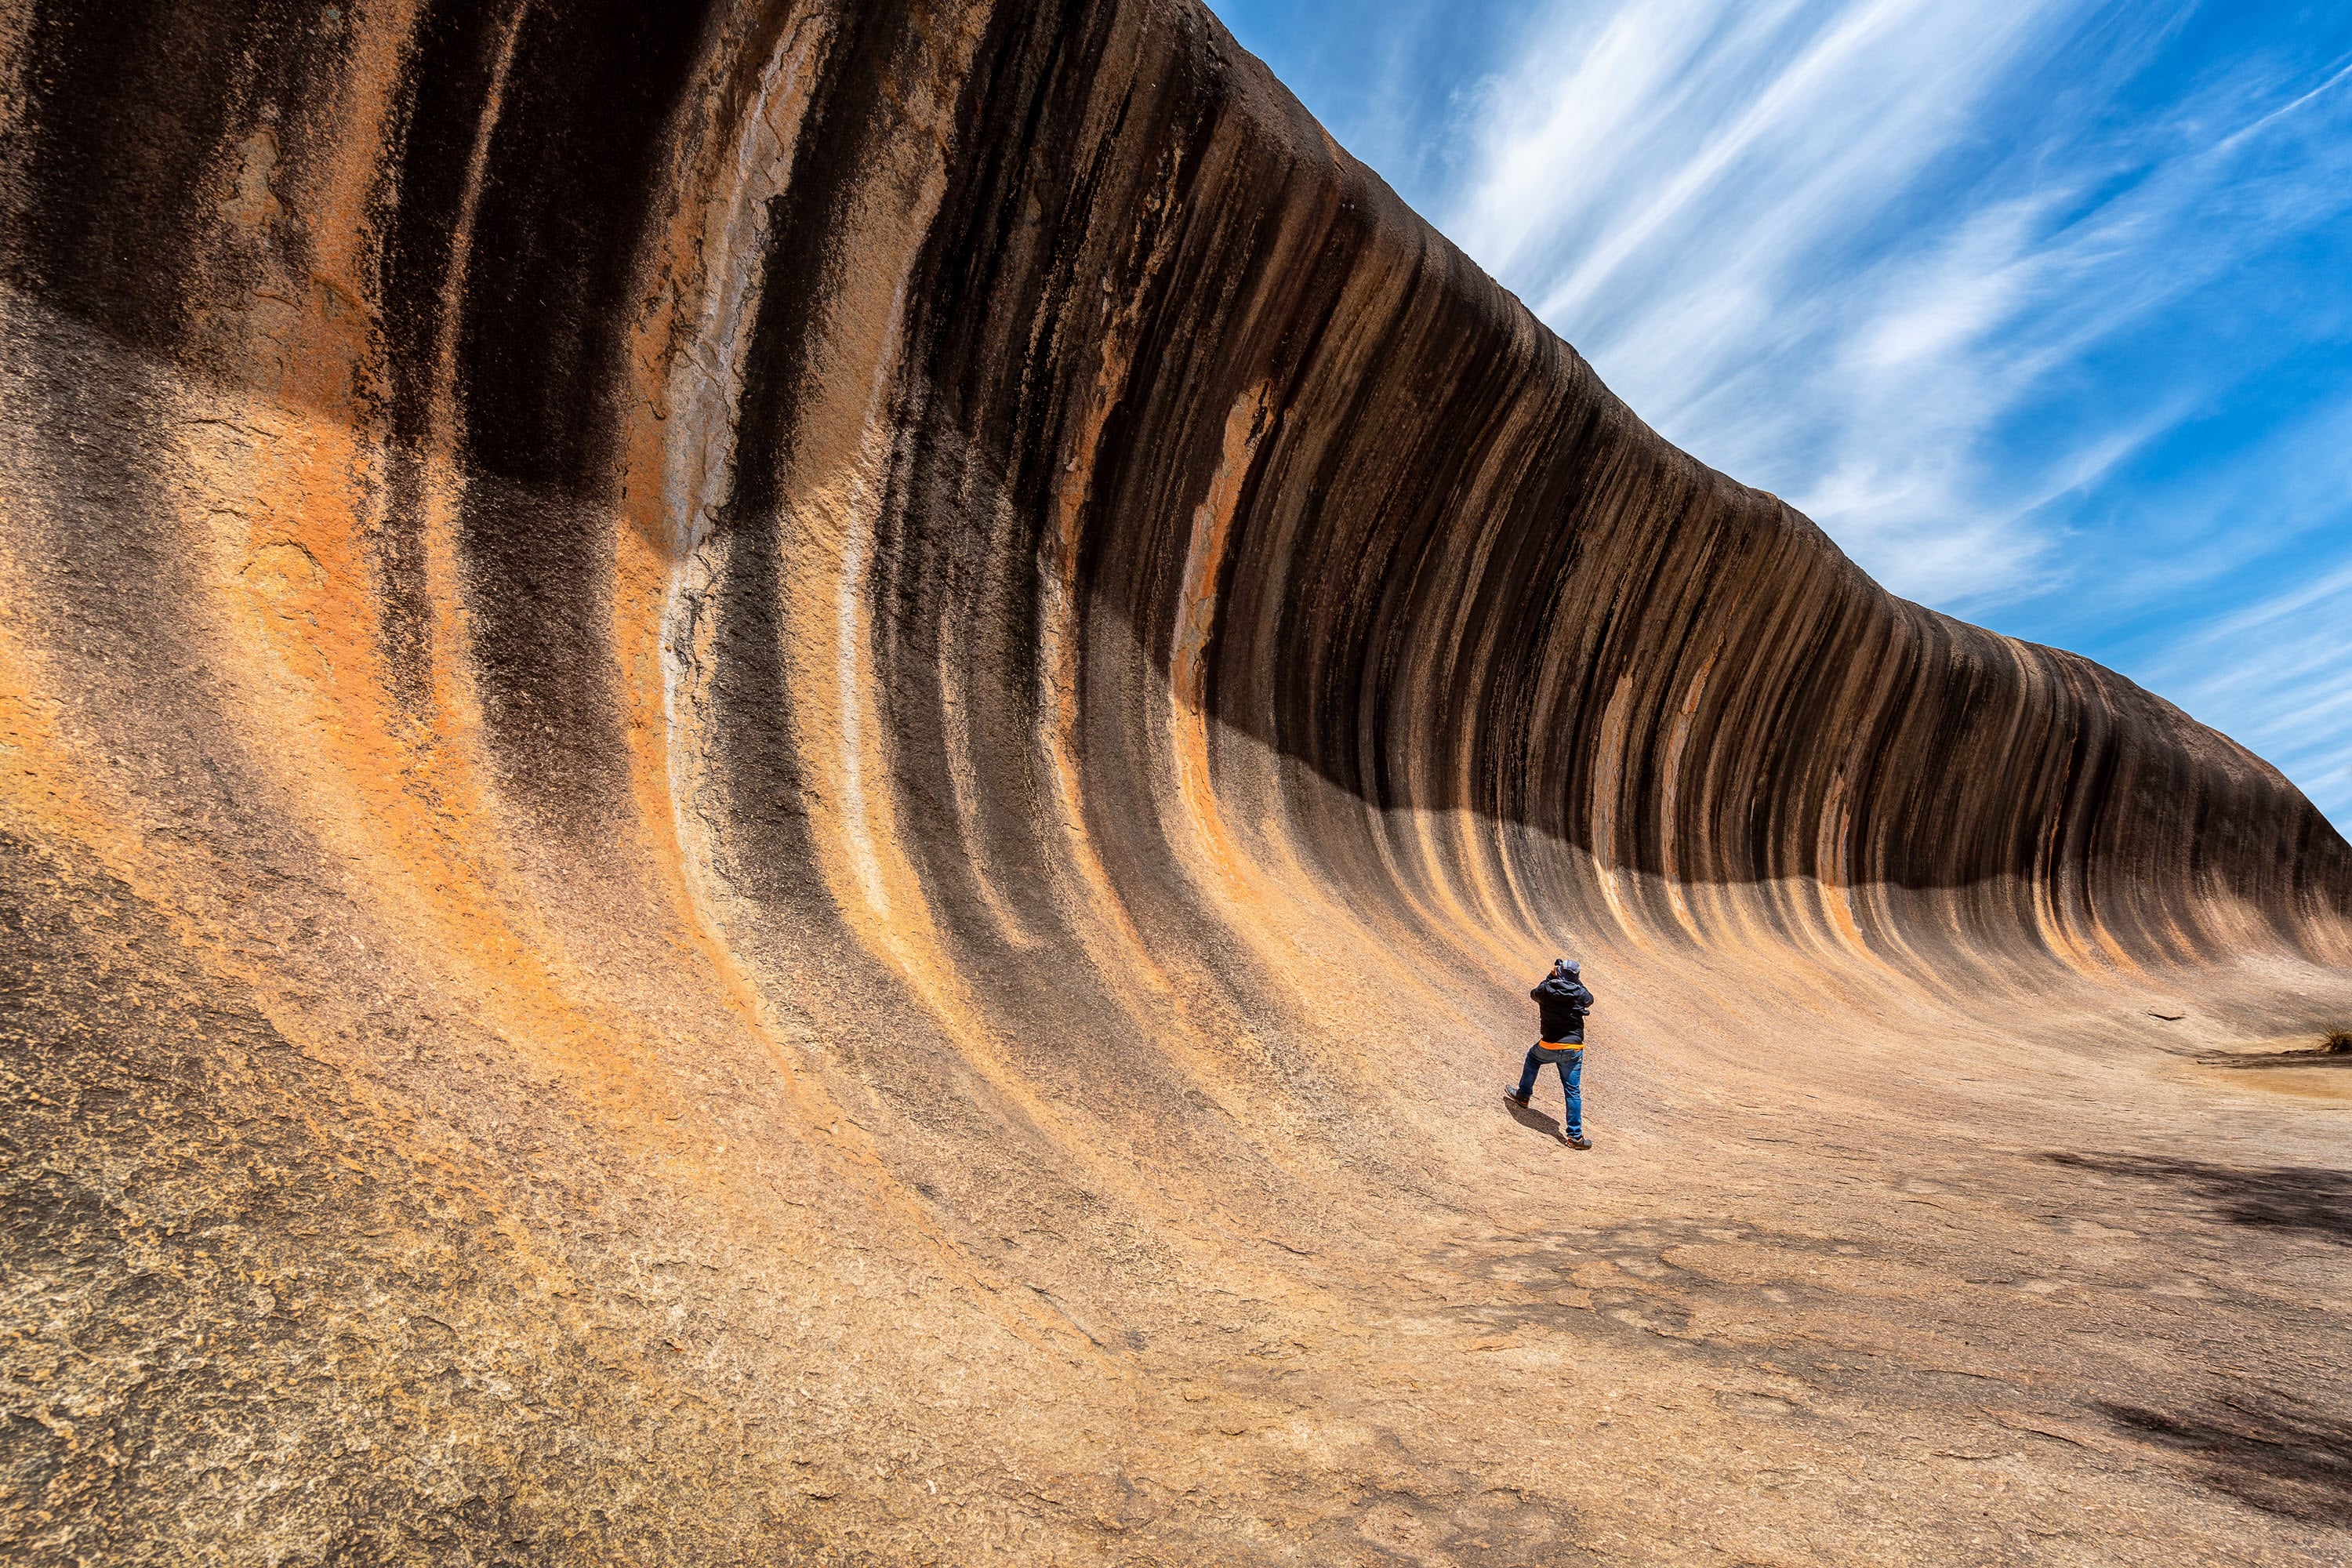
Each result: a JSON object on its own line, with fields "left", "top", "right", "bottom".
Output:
{"left": 1508, "top": 959, "right": 1594, "bottom": 1149}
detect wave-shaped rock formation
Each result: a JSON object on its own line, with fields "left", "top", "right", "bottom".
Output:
{"left": 5, "top": 1, "right": 2350, "bottom": 1561}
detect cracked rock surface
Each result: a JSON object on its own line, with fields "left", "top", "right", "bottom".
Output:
{"left": 1, "top": 1, "right": 2348, "bottom": 1562}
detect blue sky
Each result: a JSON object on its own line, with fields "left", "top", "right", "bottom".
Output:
{"left": 1207, "top": 0, "right": 2352, "bottom": 833}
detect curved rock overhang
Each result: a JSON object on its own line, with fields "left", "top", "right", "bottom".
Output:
{"left": 2, "top": 1, "right": 2348, "bottom": 1561}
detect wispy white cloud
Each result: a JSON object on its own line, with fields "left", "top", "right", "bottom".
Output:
{"left": 1219, "top": 0, "right": 2352, "bottom": 828}
{"left": 1443, "top": 0, "right": 2078, "bottom": 599}
{"left": 1441, "top": 0, "right": 2352, "bottom": 609}
{"left": 2142, "top": 557, "right": 2352, "bottom": 825}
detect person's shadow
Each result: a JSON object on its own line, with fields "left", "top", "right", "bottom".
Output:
{"left": 1502, "top": 1094, "right": 1569, "bottom": 1141}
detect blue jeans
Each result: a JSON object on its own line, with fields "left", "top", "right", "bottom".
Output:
{"left": 1517, "top": 1045, "right": 1583, "bottom": 1134}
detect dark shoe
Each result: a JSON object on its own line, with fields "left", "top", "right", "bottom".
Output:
{"left": 1504, "top": 1090, "right": 1530, "bottom": 1108}
{"left": 1564, "top": 1131, "right": 1592, "bottom": 1150}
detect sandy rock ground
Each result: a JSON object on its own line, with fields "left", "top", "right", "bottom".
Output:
{"left": 1, "top": 0, "right": 2347, "bottom": 1562}
{"left": 7, "top": 800, "right": 2347, "bottom": 1563}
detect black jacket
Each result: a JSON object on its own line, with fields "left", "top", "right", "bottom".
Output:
{"left": 1532, "top": 974, "right": 1595, "bottom": 1045}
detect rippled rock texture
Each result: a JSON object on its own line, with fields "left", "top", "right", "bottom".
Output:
{"left": 3, "top": 2, "right": 2350, "bottom": 1563}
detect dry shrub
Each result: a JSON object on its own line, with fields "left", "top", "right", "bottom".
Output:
{"left": 2327, "top": 1029, "right": 2352, "bottom": 1054}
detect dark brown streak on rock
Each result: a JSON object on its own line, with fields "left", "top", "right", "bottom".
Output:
{"left": 2, "top": 3, "right": 2350, "bottom": 1561}
{"left": 376, "top": 1, "right": 527, "bottom": 730}
{"left": 445, "top": 0, "right": 713, "bottom": 837}
{"left": 700, "top": 1, "right": 897, "bottom": 917}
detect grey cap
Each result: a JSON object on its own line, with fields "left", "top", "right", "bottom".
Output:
{"left": 1560, "top": 958, "right": 1581, "bottom": 975}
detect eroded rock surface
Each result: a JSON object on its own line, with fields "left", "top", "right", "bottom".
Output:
{"left": 2, "top": 2, "right": 2348, "bottom": 1563}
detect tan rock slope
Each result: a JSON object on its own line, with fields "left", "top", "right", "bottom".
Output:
{"left": 3, "top": 1, "right": 2349, "bottom": 1562}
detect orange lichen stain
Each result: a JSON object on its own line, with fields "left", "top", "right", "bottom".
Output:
{"left": 570, "top": 17, "right": 1146, "bottom": 1365}
{"left": 1657, "top": 646, "right": 1718, "bottom": 942}
{"left": 166, "top": 372, "right": 673, "bottom": 1147}
{"left": 0, "top": 546, "right": 379, "bottom": 1119}
{"left": 1150, "top": 388, "right": 1475, "bottom": 1138}
{"left": 2058, "top": 840, "right": 2151, "bottom": 981}
{"left": 279, "top": 0, "right": 430, "bottom": 419}
{"left": 1158, "top": 387, "right": 1353, "bottom": 975}
{"left": 1207, "top": 741, "right": 1475, "bottom": 1059}
{"left": 159, "top": 1, "right": 669, "bottom": 1132}
{"left": 609, "top": 6, "right": 837, "bottom": 1103}
{"left": 742, "top": 152, "right": 1310, "bottom": 1285}
{"left": 0, "top": 511, "right": 303, "bottom": 1037}
{"left": 1167, "top": 379, "right": 1274, "bottom": 890}
{"left": 724, "top": 15, "right": 1083, "bottom": 1149}
{"left": 1034, "top": 181, "right": 1186, "bottom": 1007}
{"left": 1588, "top": 673, "right": 1648, "bottom": 946}
{"left": 1812, "top": 776, "right": 1872, "bottom": 954}
{"left": 575, "top": 21, "right": 1083, "bottom": 1359}
{"left": 771, "top": 190, "right": 982, "bottom": 1039}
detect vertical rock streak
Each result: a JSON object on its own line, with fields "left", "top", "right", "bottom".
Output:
{"left": 0, "top": 0, "right": 2339, "bottom": 1187}
{"left": 2, "top": 0, "right": 2350, "bottom": 1555}
{"left": 0, "top": 0, "right": 2314, "bottom": 1030}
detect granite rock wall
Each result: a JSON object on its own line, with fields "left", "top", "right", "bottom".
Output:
{"left": 2, "top": 1, "right": 2347, "bottom": 1560}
